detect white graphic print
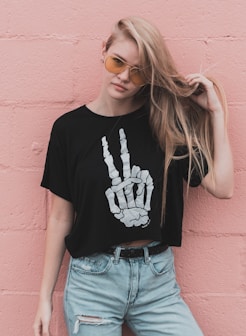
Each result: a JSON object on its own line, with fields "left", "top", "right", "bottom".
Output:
{"left": 101, "top": 128, "right": 154, "bottom": 228}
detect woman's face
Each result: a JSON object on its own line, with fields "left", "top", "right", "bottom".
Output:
{"left": 102, "top": 35, "right": 143, "bottom": 100}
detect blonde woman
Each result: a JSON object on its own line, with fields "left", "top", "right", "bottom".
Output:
{"left": 33, "top": 16, "right": 233, "bottom": 336}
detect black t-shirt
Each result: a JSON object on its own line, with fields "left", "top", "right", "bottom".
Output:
{"left": 41, "top": 105, "right": 207, "bottom": 257}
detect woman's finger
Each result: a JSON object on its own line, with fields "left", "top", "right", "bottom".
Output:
{"left": 185, "top": 74, "right": 213, "bottom": 90}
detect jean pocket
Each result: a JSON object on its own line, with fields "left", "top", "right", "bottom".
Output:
{"left": 149, "top": 250, "right": 174, "bottom": 276}
{"left": 71, "top": 253, "right": 113, "bottom": 275}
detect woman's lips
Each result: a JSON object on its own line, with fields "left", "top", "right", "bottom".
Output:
{"left": 112, "top": 83, "right": 127, "bottom": 91}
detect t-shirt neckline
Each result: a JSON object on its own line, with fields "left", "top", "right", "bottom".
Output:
{"left": 84, "top": 104, "right": 146, "bottom": 119}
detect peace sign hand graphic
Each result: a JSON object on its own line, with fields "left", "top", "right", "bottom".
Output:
{"left": 101, "top": 128, "right": 154, "bottom": 228}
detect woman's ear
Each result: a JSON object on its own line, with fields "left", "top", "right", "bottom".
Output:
{"left": 101, "top": 41, "right": 107, "bottom": 59}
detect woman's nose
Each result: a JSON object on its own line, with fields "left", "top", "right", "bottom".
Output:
{"left": 117, "top": 67, "right": 130, "bottom": 82}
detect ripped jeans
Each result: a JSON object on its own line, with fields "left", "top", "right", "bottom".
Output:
{"left": 64, "top": 244, "right": 203, "bottom": 336}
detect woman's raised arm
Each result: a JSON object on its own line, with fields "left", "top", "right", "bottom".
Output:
{"left": 186, "top": 74, "right": 234, "bottom": 198}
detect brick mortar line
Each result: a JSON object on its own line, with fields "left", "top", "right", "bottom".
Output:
{"left": 183, "top": 231, "right": 246, "bottom": 237}
{"left": 0, "top": 100, "right": 79, "bottom": 107}
{"left": 0, "top": 167, "right": 44, "bottom": 172}
{"left": 0, "top": 34, "right": 104, "bottom": 42}
{"left": 0, "top": 35, "right": 245, "bottom": 41}
{"left": 165, "top": 36, "right": 246, "bottom": 41}
{"left": 0, "top": 34, "right": 81, "bottom": 42}
{"left": 182, "top": 293, "right": 246, "bottom": 298}
{"left": 234, "top": 168, "right": 246, "bottom": 173}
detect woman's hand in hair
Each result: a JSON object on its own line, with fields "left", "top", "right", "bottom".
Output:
{"left": 185, "top": 74, "right": 223, "bottom": 114}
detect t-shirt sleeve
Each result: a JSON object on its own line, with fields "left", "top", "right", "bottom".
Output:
{"left": 177, "top": 146, "right": 209, "bottom": 187}
{"left": 41, "top": 123, "right": 72, "bottom": 202}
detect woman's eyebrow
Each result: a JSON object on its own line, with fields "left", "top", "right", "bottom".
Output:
{"left": 113, "top": 53, "right": 140, "bottom": 68}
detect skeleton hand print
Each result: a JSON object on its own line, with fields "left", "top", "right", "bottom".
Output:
{"left": 101, "top": 128, "right": 154, "bottom": 228}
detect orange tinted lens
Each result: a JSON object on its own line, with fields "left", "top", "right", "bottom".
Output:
{"left": 105, "top": 56, "right": 127, "bottom": 74}
{"left": 130, "top": 68, "right": 145, "bottom": 86}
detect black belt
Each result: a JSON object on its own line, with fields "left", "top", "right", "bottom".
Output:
{"left": 105, "top": 243, "right": 168, "bottom": 258}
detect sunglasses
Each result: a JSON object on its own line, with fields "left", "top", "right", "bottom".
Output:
{"left": 104, "top": 55, "right": 146, "bottom": 86}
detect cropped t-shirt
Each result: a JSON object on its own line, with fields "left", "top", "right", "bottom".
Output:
{"left": 41, "top": 105, "right": 208, "bottom": 257}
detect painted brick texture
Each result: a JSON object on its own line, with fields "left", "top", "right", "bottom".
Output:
{"left": 0, "top": 1, "right": 245, "bottom": 335}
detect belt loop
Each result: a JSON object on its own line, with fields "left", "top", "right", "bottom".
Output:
{"left": 113, "top": 246, "right": 121, "bottom": 264}
{"left": 143, "top": 246, "right": 151, "bottom": 264}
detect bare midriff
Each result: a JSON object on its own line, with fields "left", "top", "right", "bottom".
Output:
{"left": 120, "top": 240, "right": 154, "bottom": 247}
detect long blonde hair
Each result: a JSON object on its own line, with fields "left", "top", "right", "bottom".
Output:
{"left": 105, "top": 16, "right": 227, "bottom": 218}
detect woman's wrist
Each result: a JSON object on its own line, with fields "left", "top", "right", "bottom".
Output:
{"left": 39, "top": 289, "right": 53, "bottom": 302}
{"left": 210, "top": 106, "right": 225, "bottom": 120}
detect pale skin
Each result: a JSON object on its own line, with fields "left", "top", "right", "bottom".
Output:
{"left": 185, "top": 73, "right": 233, "bottom": 198}
{"left": 33, "top": 36, "right": 233, "bottom": 335}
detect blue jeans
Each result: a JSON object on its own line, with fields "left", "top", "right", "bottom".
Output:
{"left": 64, "top": 243, "right": 203, "bottom": 336}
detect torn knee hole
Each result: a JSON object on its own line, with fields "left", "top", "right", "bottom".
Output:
{"left": 73, "top": 315, "right": 111, "bottom": 334}
{"left": 77, "top": 315, "right": 103, "bottom": 323}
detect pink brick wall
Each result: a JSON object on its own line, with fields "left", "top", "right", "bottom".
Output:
{"left": 0, "top": 1, "right": 245, "bottom": 335}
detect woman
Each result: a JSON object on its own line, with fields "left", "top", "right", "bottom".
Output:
{"left": 33, "top": 16, "right": 233, "bottom": 336}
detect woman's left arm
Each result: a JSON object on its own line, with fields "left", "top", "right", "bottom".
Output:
{"left": 186, "top": 74, "right": 234, "bottom": 199}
